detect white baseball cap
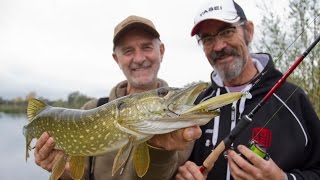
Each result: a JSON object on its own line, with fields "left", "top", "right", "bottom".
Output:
{"left": 191, "top": 0, "right": 247, "bottom": 36}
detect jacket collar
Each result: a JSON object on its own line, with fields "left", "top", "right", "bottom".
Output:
{"left": 108, "top": 78, "right": 168, "bottom": 101}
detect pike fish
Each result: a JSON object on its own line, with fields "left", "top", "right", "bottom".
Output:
{"left": 23, "top": 82, "right": 244, "bottom": 180}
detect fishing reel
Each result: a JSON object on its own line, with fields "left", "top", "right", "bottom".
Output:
{"left": 247, "top": 140, "right": 270, "bottom": 160}
{"left": 224, "top": 140, "right": 270, "bottom": 161}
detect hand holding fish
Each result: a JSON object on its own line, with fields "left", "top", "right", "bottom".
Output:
{"left": 148, "top": 125, "right": 202, "bottom": 151}
{"left": 34, "top": 132, "right": 72, "bottom": 179}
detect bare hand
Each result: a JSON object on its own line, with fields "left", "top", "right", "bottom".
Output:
{"left": 147, "top": 126, "right": 202, "bottom": 151}
{"left": 175, "top": 161, "right": 207, "bottom": 180}
{"left": 227, "top": 145, "right": 285, "bottom": 180}
{"left": 34, "top": 132, "right": 69, "bottom": 173}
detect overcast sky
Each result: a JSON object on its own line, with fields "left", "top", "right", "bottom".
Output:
{"left": 0, "top": 0, "right": 284, "bottom": 100}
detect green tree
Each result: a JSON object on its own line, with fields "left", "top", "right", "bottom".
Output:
{"left": 256, "top": 0, "right": 320, "bottom": 116}
{"left": 52, "top": 99, "right": 68, "bottom": 107}
{"left": 0, "top": 97, "right": 4, "bottom": 105}
{"left": 67, "top": 91, "right": 92, "bottom": 108}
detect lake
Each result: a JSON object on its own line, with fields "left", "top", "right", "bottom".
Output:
{"left": 0, "top": 113, "right": 49, "bottom": 179}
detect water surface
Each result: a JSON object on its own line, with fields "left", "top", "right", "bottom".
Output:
{"left": 0, "top": 113, "right": 49, "bottom": 179}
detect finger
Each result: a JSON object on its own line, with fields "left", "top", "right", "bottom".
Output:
{"left": 148, "top": 134, "right": 172, "bottom": 149}
{"left": 156, "top": 130, "right": 185, "bottom": 150}
{"left": 148, "top": 130, "right": 195, "bottom": 151}
{"left": 182, "top": 126, "right": 202, "bottom": 141}
{"left": 170, "top": 129, "right": 195, "bottom": 150}
{"left": 181, "top": 170, "right": 194, "bottom": 180}
{"left": 185, "top": 161, "right": 205, "bottom": 180}
{"left": 228, "top": 150, "right": 254, "bottom": 180}
{"left": 177, "top": 163, "right": 194, "bottom": 180}
{"left": 237, "top": 145, "right": 264, "bottom": 166}
{"left": 171, "top": 128, "right": 184, "bottom": 141}
{"left": 228, "top": 150, "right": 243, "bottom": 179}
{"left": 37, "top": 150, "right": 62, "bottom": 171}
{"left": 35, "top": 132, "right": 50, "bottom": 153}
{"left": 37, "top": 137, "right": 56, "bottom": 161}
{"left": 175, "top": 173, "right": 185, "bottom": 180}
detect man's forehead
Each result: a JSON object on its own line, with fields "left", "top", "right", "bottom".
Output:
{"left": 198, "top": 20, "right": 231, "bottom": 33}
{"left": 116, "top": 29, "right": 155, "bottom": 45}
{"left": 116, "top": 37, "right": 155, "bottom": 51}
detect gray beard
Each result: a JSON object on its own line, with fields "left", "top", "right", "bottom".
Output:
{"left": 213, "top": 56, "right": 245, "bottom": 82}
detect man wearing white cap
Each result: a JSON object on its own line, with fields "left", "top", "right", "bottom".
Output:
{"left": 174, "top": 0, "right": 320, "bottom": 180}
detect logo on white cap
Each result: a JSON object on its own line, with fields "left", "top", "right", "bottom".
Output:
{"left": 199, "top": 6, "right": 223, "bottom": 17}
{"left": 191, "top": 0, "right": 242, "bottom": 36}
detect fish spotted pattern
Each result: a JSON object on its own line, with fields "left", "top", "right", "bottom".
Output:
{"left": 23, "top": 82, "right": 244, "bottom": 180}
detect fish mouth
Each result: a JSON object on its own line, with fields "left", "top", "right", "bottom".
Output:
{"left": 166, "top": 82, "right": 245, "bottom": 116}
{"left": 167, "top": 82, "right": 209, "bottom": 114}
{"left": 181, "top": 91, "right": 245, "bottom": 115}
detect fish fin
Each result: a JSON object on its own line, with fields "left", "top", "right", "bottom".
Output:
{"left": 50, "top": 154, "right": 67, "bottom": 180}
{"left": 27, "top": 98, "right": 47, "bottom": 121}
{"left": 25, "top": 134, "right": 33, "bottom": 161}
{"left": 112, "top": 137, "right": 134, "bottom": 176}
{"left": 133, "top": 142, "right": 150, "bottom": 177}
{"left": 69, "top": 156, "right": 85, "bottom": 180}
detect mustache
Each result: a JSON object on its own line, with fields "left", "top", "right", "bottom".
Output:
{"left": 130, "top": 60, "right": 152, "bottom": 69}
{"left": 210, "top": 47, "right": 239, "bottom": 61}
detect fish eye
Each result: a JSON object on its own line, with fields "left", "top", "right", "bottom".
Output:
{"left": 157, "top": 88, "right": 169, "bottom": 97}
{"left": 117, "top": 101, "right": 125, "bottom": 110}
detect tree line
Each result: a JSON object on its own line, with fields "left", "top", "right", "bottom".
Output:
{"left": 0, "top": 91, "right": 92, "bottom": 114}
{"left": 255, "top": 0, "right": 319, "bottom": 116}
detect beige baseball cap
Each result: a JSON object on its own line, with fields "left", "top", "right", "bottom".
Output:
{"left": 113, "top": 15, "right": 160, "bottom": 48}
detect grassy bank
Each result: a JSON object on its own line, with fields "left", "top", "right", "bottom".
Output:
{"left": 0, "top": 105, "right": 26, "bottom": 114}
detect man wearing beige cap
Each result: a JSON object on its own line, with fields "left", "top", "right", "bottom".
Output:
{"left": 33, "top": 15, "right": 201, "bottom": 180}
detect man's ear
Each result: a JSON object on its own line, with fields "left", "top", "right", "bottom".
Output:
{"left": 112, "top": 53, "right": 118, "bottom": 63}
{"left": 112, "top": 53, "right": 122, "bottom": 69}
{"left": 159, "top": 43, "right": 165, "bottom": 62}
{"left": 244, "top": 21, "right": 254, "bottom": 43}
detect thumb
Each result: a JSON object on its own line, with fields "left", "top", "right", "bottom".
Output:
{"left": 183, "top": 126, "right": 202, "bottom": 141}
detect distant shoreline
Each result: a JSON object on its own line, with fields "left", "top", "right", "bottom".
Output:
{"left": 0, "top": 105, "right": 26, "bottom": 114}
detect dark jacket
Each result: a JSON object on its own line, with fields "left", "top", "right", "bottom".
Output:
{"left": 189, "top": 53, "right": 320, "bottom": 179}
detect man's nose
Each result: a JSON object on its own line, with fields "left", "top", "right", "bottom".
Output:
{"left": 133, "top": 50, "right": 146, "bottom": 63}
{"left": 211, "top": 38, "right": 227, "bottom": 52}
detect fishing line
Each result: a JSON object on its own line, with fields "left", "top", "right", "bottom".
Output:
{"left": 249, "top": 14, "right": 320, "bottom": 139}
{"left": 251, "top": 87, "right": 298, "bottom": 141}
{"left": 248, "top": 13, "right": 320, "bottom": 92}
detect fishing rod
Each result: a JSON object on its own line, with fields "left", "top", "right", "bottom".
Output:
{"left": 199, "top": 35, "right": 320, "bottom": 173}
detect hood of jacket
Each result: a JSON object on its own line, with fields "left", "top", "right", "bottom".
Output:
{"left": 196, "top": 53, "right": 283, "bottom": 103}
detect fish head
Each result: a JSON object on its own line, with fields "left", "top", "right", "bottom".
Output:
{"left": 115, "top": 82, "right": 244, "bottom": 135}
{"left": 116, "top": 82, "right": 209, "bottom": 118}
{"left": 165, "top": 82, "right": 210, "bottom": 113}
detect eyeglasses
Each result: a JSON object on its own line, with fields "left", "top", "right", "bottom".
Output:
{"left": 197, "top": 22, "right": 245, "bottom": 49}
